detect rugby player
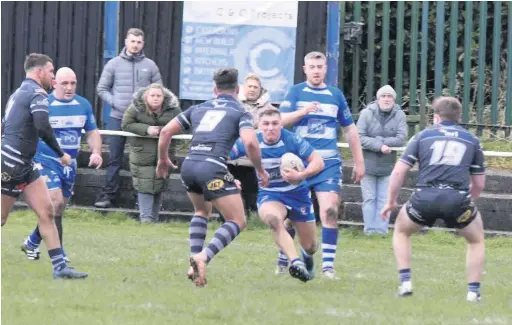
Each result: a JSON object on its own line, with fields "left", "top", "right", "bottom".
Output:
{"left": 229, "top": 108, "right": 324, "bottom": 282}
{"left": 278, "top": 51, "right": 365, "bottom": 279}
{"left": 156, "top": 68, "right": 269, "bottom": 287}
{"left": 381, "top": 96, "right": 486, "bottom": 302}
{"left": 1, "top": 53, "right": 87, "bottom": 279}
{"left": 21, "top": 67, "right": 102, "bottom": 262}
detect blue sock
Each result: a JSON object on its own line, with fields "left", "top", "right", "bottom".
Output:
{"left": 468, "top": 282, "right": 480, "bottom": 294}
{"left": 48, "top": 248, "right": 67, "bottom": 272}
{"left": 322, "top": 227, "right": 338, "bottom": 271}
{"left": 399, "top": 268, "right": 411, "bottom": 283}
{"left": 27, "top": 225, "right": 42, "bottom": 249}
{"left": 301, "top": 247, "right": 313, "bottom": 264}
{"left": 277, "top": 227, "right": 296, "bottom": 266}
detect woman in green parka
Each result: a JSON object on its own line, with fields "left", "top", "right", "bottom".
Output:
{"left": 121, "top": 83, "right": 182, "bottom": 223}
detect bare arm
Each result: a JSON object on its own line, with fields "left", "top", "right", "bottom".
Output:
{"left": 281, "top": 110, "right": 308, "bottom": 128}
{"left": 86, "top": 129, "right": 102, "bottom": 155}
{"left": 344, "top": 124, "right": 364, "bottom": 166}
{"left": 158, "top": 119, "right": 182, "bottom": 162}
{"left": 470, "top": 174, "right": 486, "bottom": 199}
{"left": 300, "top": 151, "right": 324, "bottom": 179}
{"left": 386, "top": 161, "right": 411, "bottom": 204}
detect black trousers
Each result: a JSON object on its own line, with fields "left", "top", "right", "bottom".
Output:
{"left": 227, "top": 164, "right": 258, "bottom": 213}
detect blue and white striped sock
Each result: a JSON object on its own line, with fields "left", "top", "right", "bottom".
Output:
{"left": 322, "top": 227, "right": 338, "bottom": 272}
{"left": 27, "top": 225, "right": 42, "bottom": 249}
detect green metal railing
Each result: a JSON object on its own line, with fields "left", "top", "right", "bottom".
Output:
{"left": 337, "top": 1, "right": 512, "bottom": 137}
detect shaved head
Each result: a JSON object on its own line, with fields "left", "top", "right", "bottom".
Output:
{"left": 53, "top": 67, "right": 77, "bottom": 100}
{"left": 55, "top": 67, "right": 76, "bottom": 80}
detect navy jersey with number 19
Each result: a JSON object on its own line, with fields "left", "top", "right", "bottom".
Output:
{"left": 400, "top": 121, "right": 485, "bottom": 190}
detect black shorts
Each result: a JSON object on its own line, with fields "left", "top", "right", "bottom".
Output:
{"left": 180, "top": 158, "right": 240, "bottom": 201}
{"left": 405, "top": 188, "right": 478, "bottom": 229}
{"left": 1, "top": 160, "right": 40, "bottom": 198}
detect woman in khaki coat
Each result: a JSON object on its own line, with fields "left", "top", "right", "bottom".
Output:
{"left": 122, "top": 83, "right": 181, "bottom": 222}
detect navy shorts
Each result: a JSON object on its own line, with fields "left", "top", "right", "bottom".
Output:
{"left": 1, "top": 159, "right": 40, "bottom": 198}
{"left": 180, "top": 157, "right": 240, "bottom": 201}
{"left": 405, "top": 188, "right": 478, "bottom": 229}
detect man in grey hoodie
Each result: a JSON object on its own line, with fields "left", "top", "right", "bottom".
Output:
{"left": 95, "top": 28, "right": 163, "bottom": 208}
{"left": 357, "top": 85, "right": 407, "bottom": 234}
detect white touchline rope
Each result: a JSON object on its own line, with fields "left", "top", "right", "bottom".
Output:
{"left": 91, "top": 129, "right": 512, "bottom": 158}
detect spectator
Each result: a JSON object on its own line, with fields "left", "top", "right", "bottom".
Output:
{"left": 95, "top": 28, "right": 163, "bottom": 208}
{"left": 227, "top": 74, "right": 271, "bottom": 214}
{"left": 357, "top": 85, "right": 407, "bottom": 235}
{"left": 121, "top": 84, "right": 181, "bottom": 223}
{"left": 238, "top": 73, "right": 271, "bottom": 126}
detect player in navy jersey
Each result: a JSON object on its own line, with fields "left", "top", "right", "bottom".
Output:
{"left": 278, "top": 51, "right": 365, "bottom": 279}
{"left": 1, "top": 53, "right": 87, "bottom": 279}
{"left": 229, "top": 108, "right": 324, "bottom": 282}
{"left": 381, "top": 97, "right": 486, "bottom": 302}
{"left": 156, "top": 68, "right": 269, "bottom": 287}
{"left": 21, "top": 67, "right": 103, "bottom": 262}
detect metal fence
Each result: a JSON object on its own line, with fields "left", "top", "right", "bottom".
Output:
{"left": 337, "top": 1, "right": 512, "bottom": 138}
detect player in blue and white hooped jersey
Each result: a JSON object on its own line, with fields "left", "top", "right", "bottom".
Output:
{"left": 21, "top": 68, "right": 103, "bottom": 263}
{"left": 381, "top": 97, "right": 486, "bottom": 302}
{"left": 229, "top": 108, "right": 325, "bottom": 282}
{"left": 278, "top": 51, "right": 365, "bottom": 279}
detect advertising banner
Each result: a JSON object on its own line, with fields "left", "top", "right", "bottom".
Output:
{"left": 179, "top": 1, "right": 299, "bottom": 103}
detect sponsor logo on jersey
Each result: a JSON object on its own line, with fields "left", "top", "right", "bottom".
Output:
{"left": 1, "top": 172, "right": 11, "bottom": 182}
{"left": 190, "top": 143, "right": 214, "bottom": 152}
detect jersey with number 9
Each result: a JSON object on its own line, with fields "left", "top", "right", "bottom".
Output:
{"left": 175, "top": 94, "right": 254, "bottom": 161}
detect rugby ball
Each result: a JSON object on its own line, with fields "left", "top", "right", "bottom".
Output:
{"left": 280, "top": 153, "right": 305, "bottom": 185}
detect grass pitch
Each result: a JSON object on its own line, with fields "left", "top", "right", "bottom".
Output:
{"left": 2, "top": 209, "right": 512, "bottom": 325}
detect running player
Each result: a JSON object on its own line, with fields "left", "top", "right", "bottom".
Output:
{"left": 381, "top": 96, "right": 486, "bottom": 302}
{"left": 229, "top": 108, "right": 324, "bottom": 282}
{"left": 156, "top": 68, "right": 269, "bottom": 287}
{"left": 278, "top": 51, "right": 365, "bottom": 279}
{"left": 21, "top": 67, "right": 103, "bottom": 262}
{"left": 1, "top": 53, "right": 87, "bottom": 279}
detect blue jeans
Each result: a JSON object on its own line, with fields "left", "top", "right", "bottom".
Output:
{"left": 137, "top": 192, "right": 162, "bottom": 223}
{"left": 100, "top": 117, "right": 126, "bottom": 201}
{"left": 361, "top": 175, "right": 390, "bottom": 234}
